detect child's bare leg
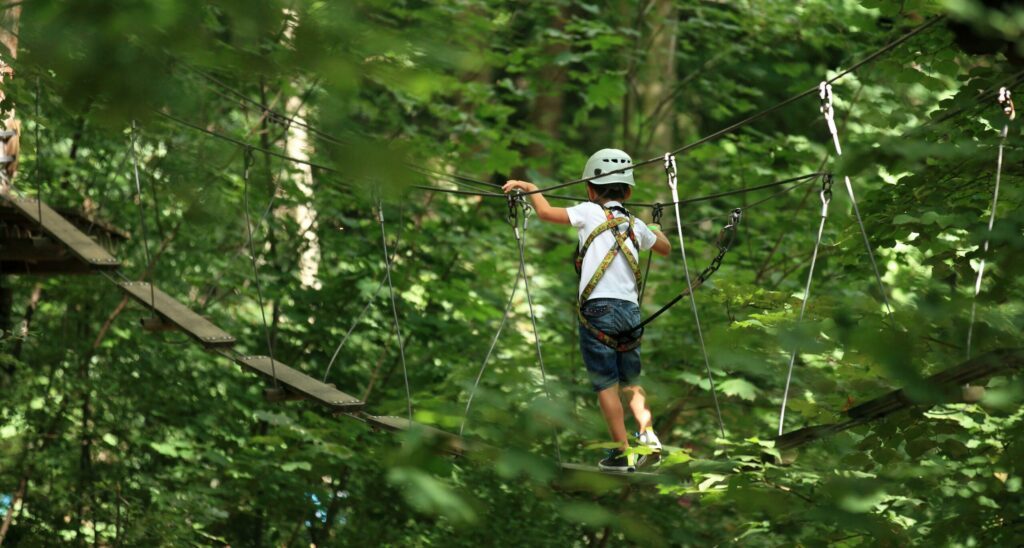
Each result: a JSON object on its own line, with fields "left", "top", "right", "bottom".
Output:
{"left": 622, "top": 385, "right": 652, "bottom": 432}
{"left": 597, "top": 385, "right": 629, "bottom": 448}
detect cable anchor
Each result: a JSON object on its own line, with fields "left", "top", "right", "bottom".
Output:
{"left": 507, "top": 190, "right": 525, "bottom": 240}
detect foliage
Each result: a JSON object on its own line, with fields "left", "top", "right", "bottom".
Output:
{"left": 1, "top": 0, "right": 1023, "bottom": 545}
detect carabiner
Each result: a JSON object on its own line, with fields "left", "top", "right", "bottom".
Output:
{"left": 663, "top": 153, "right": 678, "bottom": 190}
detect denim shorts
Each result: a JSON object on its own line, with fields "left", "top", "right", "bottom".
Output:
{"left": 579, "top": 298, "right": 642, "bottom": 392}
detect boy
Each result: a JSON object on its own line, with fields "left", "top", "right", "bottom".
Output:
{"left": 502, "top": 148, "right": 671, "bottom": 472}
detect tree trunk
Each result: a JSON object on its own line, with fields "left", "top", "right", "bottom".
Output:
{"left": 285, "top": 94, "right": 322, "bottom": 289}
{"left": 633, "top": 0, "right": 677, "bottom": 157}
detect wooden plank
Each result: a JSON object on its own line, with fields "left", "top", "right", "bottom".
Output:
{"left": 560, "top": 462, "right": 664, "bottom": 478}
{"left": 362, "top": 414, "right": 465, "bottom": 453}
{"left": 117, "top": 281, "right": 236, "bottom": 348}
{"left": 4, "top": 196, "right": 119, "bottom": 268}
{"left": 234, "top": 355, "right": 363, "bottom": 411}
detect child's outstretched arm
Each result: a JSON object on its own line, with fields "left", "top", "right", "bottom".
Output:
{"left": 650, "top": 229, "right": 671, "bottom": 257}
{"left": 501, "top": 180, "right": 570, "bottom": 225}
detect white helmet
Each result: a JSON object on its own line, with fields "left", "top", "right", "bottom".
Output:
{"left": 582, "top": 148, "right": 635, "bottom": 186}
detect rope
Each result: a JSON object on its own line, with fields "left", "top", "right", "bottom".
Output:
{"left": 322, "top": 274, "right": 386, "bottom": 383}
{"left": 637, "top": 203, "right": 664, "bottom": 304}
{"left": 175, "top": 18, "right": 941, "bottom": 207}
{"left": 519, "top": 17, "right": 944, "bottom": 197}
{"left": 242, "top": 146, "right": 279, "bottom": 388}
{"left": 459, "top": 263, "right": 522, "bottom": 437}
{"left": 512, "top": 197, "right": 562, "bottom": 464}
{"left": 129, "top": 121, "right": 158, "bottom": 313}
{"left": 378, "top": 200, "right": 413, "bottom": 422}
{"left": 664, "top": 154, "right": 727, "bottom": 439}
{"left": 777, "top": 174, "right": 834, "bottom": 436}
{"left": 322, "top": 212, "right": 405, "bottom": 383}
{"left": 819, "top": 82, "right": 896, "bottom": 328}
{"left": 966, "top": 87, "right": 1015, "bottom": 358}
{"left": 414, "top": 171, "right": 822, "bottom": 209}
{"left": 660, "top": 174, "right": 819, "bottom": 232}
{"left": 156, "top": 111, "right": 344, "bottom": 175}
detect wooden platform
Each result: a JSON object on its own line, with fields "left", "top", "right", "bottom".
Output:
{"left": 234, "top": 355, "right": 363, "bottom": 411}
{"left": 560, "top": 462, "right": 665, "bottom": 478}
{"left": 4, "top": 195, "right": 120, "bottom": 269}
{"left": 117, "top": 281, "right": 236, "bottom": 348}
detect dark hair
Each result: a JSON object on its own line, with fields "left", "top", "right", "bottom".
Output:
{"left": 588, "top": 182, "right": 630, "bottom": 201}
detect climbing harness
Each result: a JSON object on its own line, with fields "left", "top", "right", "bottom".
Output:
{"left": 242, "top": 147, "right": 280, "bottom": 388}
{"left": 664, "top": 153, "right": 727, "bottom": 438}
{"left": 777, "top": 173, "right": 834, "bottom": 436}
{"left": 377, "top": 199, "right": 413, "bottom": 422}
{"left": 574, "top": 202, "right": 644, "bottom": 352}
{"left": 966, "top": 87, "right": 1015, "bottom": 358}
{"left": 819, "top": 81, "right": 896, "bottom": 328}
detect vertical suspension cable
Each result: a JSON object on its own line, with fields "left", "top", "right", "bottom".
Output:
{"left": 377, "top": 199, "right": 413, "bottom": 422}
{"left": 322, "top": 274, "right": 386, "bottom": 383}
{"left": 664, "top": 154, "right": 727, "bottom": 439}
{"left": 637, "top": 203, "right": 664, "bottom": 305}
{"left": 513, "top": 197, "right": 562, "bottom": 463}
{"left": 966, "top": 87, "right": 1015, "bottom": 358}
{"left": 242, "top": 147, "right": 279, "bottom": 388}
{"left": 33, "top": 78, "right": 41, "bottom": 223}
{"left": 460, "top": 265, "right": 522, "bottom": 437}
{"left": 819, "top": 82, "right": 896, "bottom": 328}
{"left": 129, "top": 121, "right": 157, "bottom": 312}
{"left": 777, "top": 174, "right": 834, "bottom": 436}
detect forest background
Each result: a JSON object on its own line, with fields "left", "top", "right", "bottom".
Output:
{"left": 1, "top": 0, "right": 1023, "bottom": 545}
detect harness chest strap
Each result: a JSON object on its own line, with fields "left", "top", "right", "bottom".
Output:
{"left": 577, "top": 208, "right": 643, "bottom": 352}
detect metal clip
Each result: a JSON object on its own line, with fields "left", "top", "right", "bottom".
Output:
{"left": 651, "top": 203, "right": 664, "bottom": 225}
{"left": 521, "top": 200, "right": 534, "bottom": 230}
{"left": 999, "top": 87, "right": 1016, "bottom": 121}
{"left": 728, "top": 208, "right": 742, "bottom": 228}
{"left": 663, "top": 153, "right": 678, "bottom": 189}
{"left": 819, "top": 81, "right": 839, "bottom": 141}
{"left": 243, "top": 146, "right": 255, "bottom": 182}
{"left": 819, "top": 81, "right": 833, "bottom": 116}
{"left": 507, "top": 190, "right": 523, "bottom": 238}
{"left": 819, "top": 172, "right": 834, "bottom": 216}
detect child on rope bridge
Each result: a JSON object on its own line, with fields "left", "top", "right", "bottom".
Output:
{"left": 503, "top": 148, "right": 671, "bottom": 472}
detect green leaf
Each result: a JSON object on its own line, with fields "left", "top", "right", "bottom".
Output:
{"left": 719, "top": 378, "right": 760, "bottom": 401}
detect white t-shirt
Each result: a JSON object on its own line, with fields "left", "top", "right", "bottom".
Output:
{"left": 567, "top": 201, "right": 657, "bottom": 304}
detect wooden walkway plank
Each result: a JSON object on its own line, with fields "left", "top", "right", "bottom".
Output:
{"left": 560, "top": 462, "right": 665, "bottom": 478}
{"left": 362, "top": 414, "right": 465, "bottom": 454}
{"left": 4, "top": 195, "right": 120, "bottom": 269}
{"left": 117, "top": 281, "right": 236, "bottom": 348}
{"left": 234, "top": 355, "right": 363, "bottom": 411}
